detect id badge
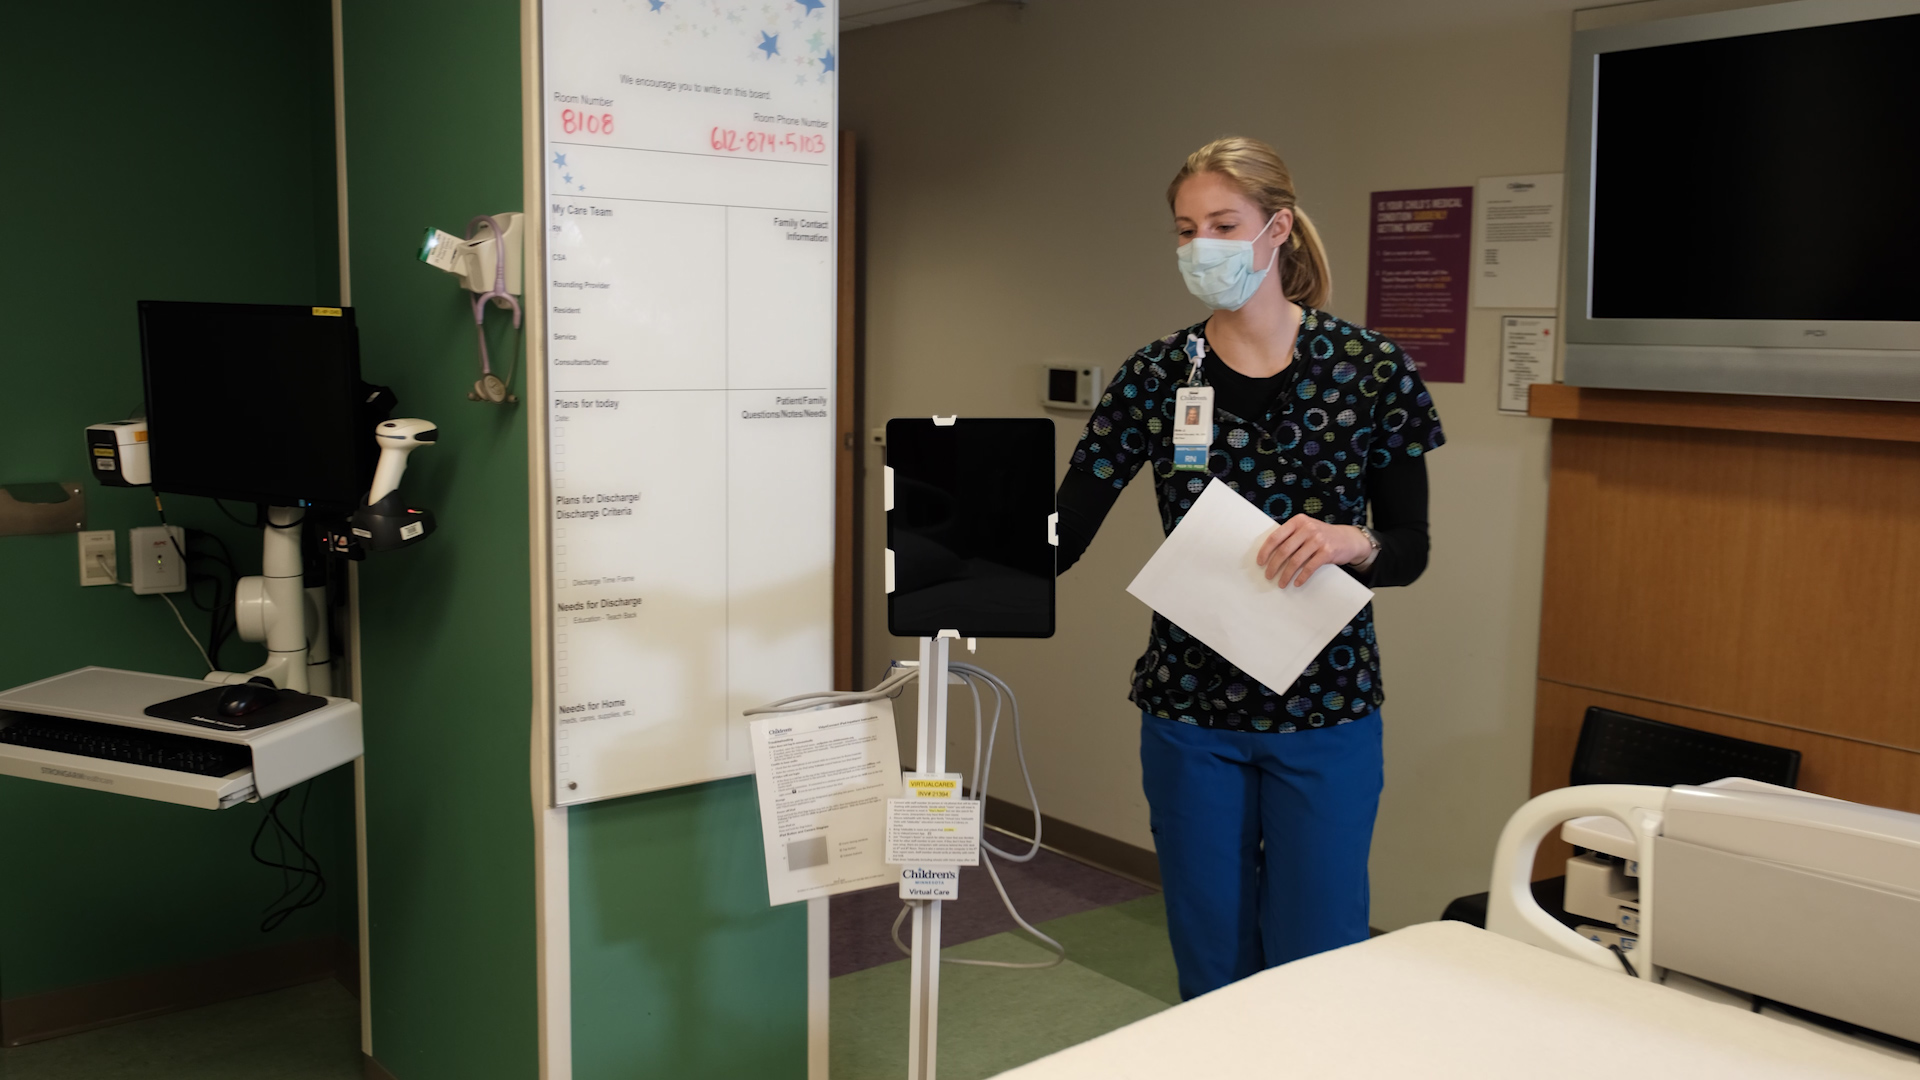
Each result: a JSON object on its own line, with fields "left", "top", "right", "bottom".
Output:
{"left": 1172, "top": 386, "right": 1214, "bottom": 471}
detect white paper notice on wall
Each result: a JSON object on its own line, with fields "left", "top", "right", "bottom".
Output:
{"left": 1499, "top": 316, "right": 1556, "bottom": 415}
{"left": 543, "top": 0, "right": 838, "bottom": 803}
{"left": 1473, "top": 173, "right": 1563, "bottom": 310}
{"left": 748, "top": 701, "right": 903, "bottom": 906}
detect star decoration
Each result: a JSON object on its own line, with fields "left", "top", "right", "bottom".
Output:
{"left": 553, "top": 152, "right": 568, "bottom": 167}
{"left": 819, "top": 48, "right": 834, "bottom": 74}
{"left": 807, "top": 29, "right": 824, "bottom": 51}
{"left": 757, "top": 30, "right": 779, "bottom": 57}
{"left": 563, "top": 173, "right": 574, "bottom": 184}
{"left": 795, "top": 0, "right": 824, "bottom": 11}
{"left": 648, "top": 0, "right": 664, "bottom": 9}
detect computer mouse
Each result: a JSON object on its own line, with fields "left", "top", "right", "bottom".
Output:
{"left": 217, "top": 683, "right": 278, "bottom": 718}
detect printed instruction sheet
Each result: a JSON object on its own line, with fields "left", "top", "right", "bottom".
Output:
{"left": 1499, "top": 316, "right": 1556, "bottom": 414}
{"left": 749, "top": 700, "right": 901, "bottom": 906}
{"left": 1473, "top": 173, "right": 1564, "bottom": 309}
{"left": 884, "top": 798, "right": 981, "bottom": 867}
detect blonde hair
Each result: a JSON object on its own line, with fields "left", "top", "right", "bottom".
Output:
{"left": 1167, "top": 136, "right": 1331, "bottom": 309}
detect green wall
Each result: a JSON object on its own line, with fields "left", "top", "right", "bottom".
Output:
{"left": 570, "top": 779, "right": 808, "bottom": 1080}
{"left": 0, "top": 0, "right": 357, "bottom": 1003}
{"left": 340, "top": 2, "right": 809, "bottom": 1076}
{"left": 339, "top": 1, "right": 539, "bottom": 1076}
{"left": 3, "top": 0, "right": 811, "bottom": 1069}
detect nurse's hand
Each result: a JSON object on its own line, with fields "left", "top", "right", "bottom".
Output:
{"left": 1257, "top": 517, "right": 1371, "bottom": 589}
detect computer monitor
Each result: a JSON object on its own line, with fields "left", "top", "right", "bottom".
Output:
{"left": 139, "top": 301, "right": 373, "bottom": 510}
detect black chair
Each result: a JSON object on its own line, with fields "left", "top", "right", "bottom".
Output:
{"left": 1440, "top": 707, "right": 1802, "bottom": 928}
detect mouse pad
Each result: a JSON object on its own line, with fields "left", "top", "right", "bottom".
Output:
{"left": 144, "top": 686, "right": 328, "bottom": 731}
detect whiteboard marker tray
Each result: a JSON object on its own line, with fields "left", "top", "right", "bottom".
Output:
{"left": 0, "top": 667, "right": 362, "bottom": 810}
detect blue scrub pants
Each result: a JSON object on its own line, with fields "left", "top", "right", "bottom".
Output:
{"left": 1140, "top": 710, "right": 1383, "bottom": 1000}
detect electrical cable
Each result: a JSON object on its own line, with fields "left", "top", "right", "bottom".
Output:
{"left": 747, "top": 659, "right": 1066, "bottom": 970}
{"left": 249, "top": 780, "right": 327, "bottom": 932}
{"left": 155, "top": 499, "right": 239, "bottom": 670}
{"left": 215, "top": 499, "right": 263, "bottom": 529}
{"left": 953, "top": 663, "right": 1044, "bottom": 864}
{"left": 160, "top": 592, "right": 215, "bottom": 672}
{"left": 1609, "top": 943, "right": 1638, "bottom": 978}
{"left": 97, "top": 555, "right": 214, "bottom": 672}
{"left": 890, "top": 664, "right": 1063, "bottom": 969}
{"left": 185, "top": 528, "right": 241, "bottom": 668}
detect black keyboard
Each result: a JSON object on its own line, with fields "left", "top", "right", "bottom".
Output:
{"left": 0, "top": 710, "right": 252, "bottom": 777}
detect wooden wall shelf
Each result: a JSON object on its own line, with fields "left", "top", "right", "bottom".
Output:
{"left": 1527, "top": 383, "right": 1920, "bottom": 444}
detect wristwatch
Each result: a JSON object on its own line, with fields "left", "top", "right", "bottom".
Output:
{"left": 1354, "top": 524, "right": 1382, "bottom": 566}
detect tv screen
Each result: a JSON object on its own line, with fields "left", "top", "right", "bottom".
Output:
{"left": 140, "top": 301, "right": 372, "bottom": 510}
{"left": 1590, "top": 13, "right": 1920, "bottom": 322}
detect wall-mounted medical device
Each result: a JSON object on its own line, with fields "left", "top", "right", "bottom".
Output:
{"left": 418, "top": 213, "right": 525, "bottom": 405}
{"left": 1040, "top": 365, "right": 1101, "bottom": 411}
{"left": 85, "top": 420, "right": 150, "bottom": 487}
{"left": 338, "top": 418, "right": 438, "bottom": 556}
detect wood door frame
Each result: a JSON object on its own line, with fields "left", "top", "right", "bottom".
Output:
{"left": 834, "top": 130, "right": 861, "bottom": 693}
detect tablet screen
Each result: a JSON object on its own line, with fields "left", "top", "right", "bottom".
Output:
{"left": 886, "top": 418, "right": 1055, "bottom": 639}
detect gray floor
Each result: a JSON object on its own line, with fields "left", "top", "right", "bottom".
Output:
{"left": 1, "top": 850, "right": 1165, "bottom": 1080}
{"left": 0, "top": 980, "right": 360, "bottom": 1080}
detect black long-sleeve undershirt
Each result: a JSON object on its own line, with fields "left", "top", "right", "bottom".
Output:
{"left": 1055, "top": 447, "right": 1430, "bottom": 588}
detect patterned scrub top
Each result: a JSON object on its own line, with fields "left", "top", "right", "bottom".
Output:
{"left": 1069, "top": 308, "right": 1445, "bottom": 732}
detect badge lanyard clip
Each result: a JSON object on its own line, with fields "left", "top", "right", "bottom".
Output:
{"left": 1173, "top": 334, "right": 1213, "bottom": 471}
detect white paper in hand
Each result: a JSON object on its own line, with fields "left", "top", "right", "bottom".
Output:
{"left": 1126, "top": 479, "right": 1373, "bottom": 697}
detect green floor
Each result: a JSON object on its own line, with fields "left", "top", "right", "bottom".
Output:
{"left": 831, "top": 894, "right": 1178, "bottom": 1080}
{"left": 0, "top": 979, "right": 361, "bottom": 1080}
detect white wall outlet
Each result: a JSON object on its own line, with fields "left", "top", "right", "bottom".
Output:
{"left": 129, "top": 525, "right": 187, "bottom": 595}
{"left": 78, "top": 530, "right": 117, "bottom": 587}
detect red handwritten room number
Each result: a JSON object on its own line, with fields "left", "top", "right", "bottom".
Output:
{"left": 561, "top": 109, "right": 614, "bottom": 136}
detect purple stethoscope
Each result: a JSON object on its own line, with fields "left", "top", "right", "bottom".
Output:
{"left": 467, "top": 214, "right": 522, "bottom": 404}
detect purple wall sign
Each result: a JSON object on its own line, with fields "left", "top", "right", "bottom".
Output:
{"left": 1364, "top": 186, "right": 1473, "bottom": 383}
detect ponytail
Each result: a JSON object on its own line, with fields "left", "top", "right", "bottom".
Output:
{"left": 1281, "top": 206, "right": 1332, "bottom": 309}
{"left": 1168, "top": 136, "right": 1332, "bottom": 309}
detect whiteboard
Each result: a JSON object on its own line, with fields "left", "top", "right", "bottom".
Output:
{"left": 542, "top": 0, "right": 837, "bottom": 804}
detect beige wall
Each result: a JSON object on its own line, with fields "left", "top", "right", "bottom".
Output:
{"left": 844, "top": 0, "right": 1590, "bottom": 930}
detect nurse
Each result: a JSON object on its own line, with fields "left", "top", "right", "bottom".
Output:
{"left": 1055, "top": 136, "right": 1444, "bottom": 999}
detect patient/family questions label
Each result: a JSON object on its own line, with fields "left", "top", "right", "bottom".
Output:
{"left": 544, "top": 0, "right": 837, "bottom": 802}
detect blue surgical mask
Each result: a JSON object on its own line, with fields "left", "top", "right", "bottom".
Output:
{"left": 1176, "top": 212, "right": 1280, "bottom": 311}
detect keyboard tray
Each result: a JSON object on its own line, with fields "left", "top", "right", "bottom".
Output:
{"left": 0, "top": 709, "right": 258, "bottom": 809}
{"left": 0, "top": 667, "right": 361, "bottom": 810}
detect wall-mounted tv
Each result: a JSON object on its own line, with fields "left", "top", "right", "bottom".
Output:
{"left": 1565, "top": 0, "right": 1920, "bottom": 400}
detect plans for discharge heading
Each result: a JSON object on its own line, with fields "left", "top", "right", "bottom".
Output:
{"left": 544, "top": 0, "right": 838, "bottom": 803}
